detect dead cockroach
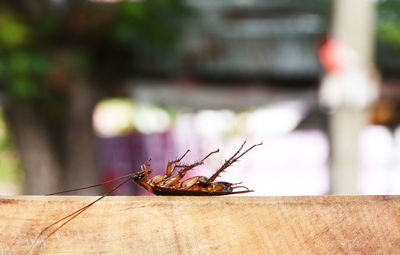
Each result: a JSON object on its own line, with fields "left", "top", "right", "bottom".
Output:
{"left": 26, "top": 140, "right": 262, "bottom": 254}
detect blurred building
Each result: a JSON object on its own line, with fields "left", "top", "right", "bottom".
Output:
{"left": 101, "top": 0, "right": 332, "bottom": 196}
{"left": 134, "top": 0, "right": 327, "bottom": 81}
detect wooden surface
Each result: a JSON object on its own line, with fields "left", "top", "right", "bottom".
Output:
{"left": 1, "top": 195, "right": 400, "bottom": 254}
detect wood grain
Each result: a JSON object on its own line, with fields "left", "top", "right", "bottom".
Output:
{"left": 1, "top": 196, "right": 400, "bottom": 254}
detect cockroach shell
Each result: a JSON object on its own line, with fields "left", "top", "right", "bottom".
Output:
{"left": 180, "top": 176, "right": 199, "bottom": 189}
{"left": 162, "top": 175, "right": 182, "bottom": 187}
{"left": 150, "top": 174, "right": 166, "bottom": 185}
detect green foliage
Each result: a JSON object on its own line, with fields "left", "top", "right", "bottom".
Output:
{"left": 0, "top": 8, "right": 51, "bottom": 99}
{"left": 0, "top": 12, "right": 30, "bottom": 48}
{"left": 377, "top": 0, "right": 400, "bottom": 50}
{"left": 114, "top": 0, "right": 189, "bottom": 46}
{"left": 0, "top": 109, "right": 22, "bottom": 187}
{"left": 0, "top": 50, "right": 51, "bottom": 98}
{"left": 0, "top": 0, "right": 191, "bottom": 99}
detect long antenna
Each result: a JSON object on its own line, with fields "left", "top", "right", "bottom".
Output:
{"left": 46, "top": 172, "right": 140, "bottom": 196}
{"left": 25, "top": 175, "right": 136, "bottom": 254}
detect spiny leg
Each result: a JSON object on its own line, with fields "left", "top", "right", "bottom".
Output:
{"left": 170, "top": 148, "right": 220, "bottom": 179}
{"left": 201, "top": 148, "right": 220, "bottom": 161}
{"left": 206, "top": 141, "right": 263, "bottom": 184}
{"left": 227, "top": 140, "right": 247, "bottom": 163}
{"left": 161, "top": 149, "right": 220, "bottom": 188}
{"left": 165, "top": 149, "right": 190, "bottom": 177}
{"left": 175, "top": 148, "right": 220, "bottom": 178}
{"left": 149, "top": 150, "right": 191, "bottom": 186}
{"left": 204, "top": 141, "right": 246, "bottom": 183}
{"left": 161, "top": 163, "right": 201, "bottom": 188}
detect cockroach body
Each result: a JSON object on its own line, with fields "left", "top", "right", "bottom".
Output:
{"left": 131, "top": 140, "right": 261, "bottom": 196}
{"left": 137, "top": 179, "right": 246, "bottom": 196}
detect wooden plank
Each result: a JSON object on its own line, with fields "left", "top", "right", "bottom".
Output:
{"left": 1, "top": 195, "right": 400, "bottom": 254}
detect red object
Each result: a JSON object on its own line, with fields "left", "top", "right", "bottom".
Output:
{"left": 318, "top": 39, "right": 344, "bottom": 73}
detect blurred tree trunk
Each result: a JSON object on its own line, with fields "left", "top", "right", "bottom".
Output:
{"left": 64, "top": 78, "right": 99, "bottom": 194}
{"left": 4, "top": 79, "right": 101, "bottom": 195}
{"left": 5, "top": 101, "right": 62, "bottom": 194}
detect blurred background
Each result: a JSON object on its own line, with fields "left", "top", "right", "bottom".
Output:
{"left": 0, "top": 0, "right": 399, "bottom": 196}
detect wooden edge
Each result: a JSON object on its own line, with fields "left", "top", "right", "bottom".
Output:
{"left": 1, "top": 194, "right": 399, "bottom": 204}
{"left": 1, "top": 195, "right": 400, "bottom": 254}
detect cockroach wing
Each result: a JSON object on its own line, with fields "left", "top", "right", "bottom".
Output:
{"left": 180, "top": 176, "right": 199, "bottom": 189}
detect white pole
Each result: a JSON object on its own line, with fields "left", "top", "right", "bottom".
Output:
{"left": 324, "top": 0, "right": 378, "bottom": 194}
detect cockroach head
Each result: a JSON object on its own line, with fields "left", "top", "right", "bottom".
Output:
{"left": 133, "top": 169, "right": 152, "bottom": 181}
{"left": 132, "top": 173, "right": 144, "bottom": 181}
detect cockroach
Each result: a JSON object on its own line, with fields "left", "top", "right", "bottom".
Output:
{"left": 25, "top": 140, "right": 262, "bottom": 254}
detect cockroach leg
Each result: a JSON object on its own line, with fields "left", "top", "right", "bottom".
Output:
{"left": 175, "top": 148, "right": 220, "bottom": 174}
{"left": 204, "top": 141, "right": 246, "bottom": 184}
{"left": 161, "top": 161, "right": 203, "bottom": 188}
{"left": 149, "top": 150, "right": 190, "bottom": 185}
{"left": 201, "top": 148, "right": 220, "bottom": 161}
{"left": 206, "top": 141, "right": 263, "bottom": 184}
{"left": 174, "top": 148, "right": 220, "bottom": 179}
{"left": 161, "top": 148, "right": 220, "bottom": 188}
{"left": 166, "top": 149, "right": 190, "bottom": 177}
{"left": 139, "top": 158, "right": 152, "bottom": 178}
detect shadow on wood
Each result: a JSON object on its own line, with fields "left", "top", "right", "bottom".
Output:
{"left": 1, "top": 196, "right": 400, "bottom": 254}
